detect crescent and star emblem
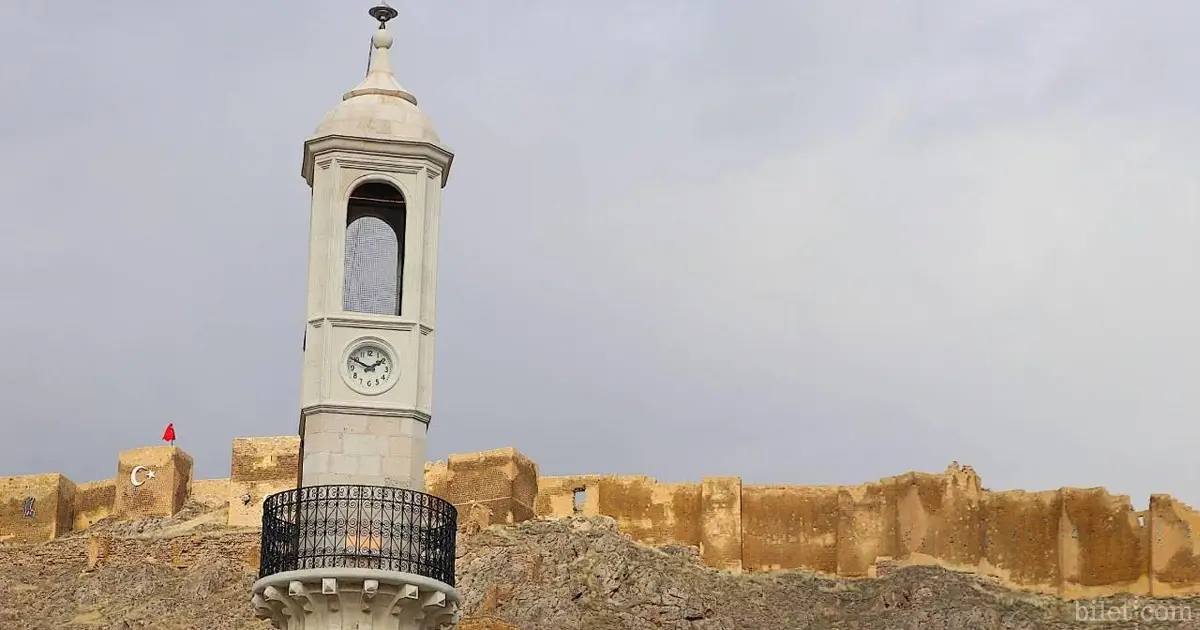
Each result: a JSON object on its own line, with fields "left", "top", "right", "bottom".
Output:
{"left": 130, "top": 465, "right": 157, "bottom": 487}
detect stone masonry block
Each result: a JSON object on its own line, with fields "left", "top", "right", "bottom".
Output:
{"left": 114, "top": 446, "right": 193, "bottom": 519}
{"left": 227, "top": 436, "right": 300, "bottom": 528}
{"left": 342, "top": 433, "right": 381, "bottom": 456}
{"left": 424, "top": 447, "right": 539, "bottom": 525}
{"left": 701, "top": 477, "right": 743, "bottom": 573}
{"left": 0, "top": 473, "right": 76, "bottom": 543}
{"left": 382, "top": 457, "right": 414, "bottom": 482}
{"left": 305, "top": 431, "right": 343, "bottom": 454}
{"left": 386, "top": 436, "right": 413, "bottom": 458}
{"left": 73, "top": 480, "right": 114, "bottom": 531}
{"left": 329, "top": 454, "right": 358, "bottom": 475}
{"left": 358, "top": 456, "right": 382, "bottom": 476}
{"left": 303, "top": 415, "right": 337, "bottom": 434}
{"left": 346, "top": 474, "right": 381, "bottom": 486}
{"left": 304, "top": 452, "right": 331, "bottom": 476}
{"left": 411, "top": 434, "right": 427, "bottom": 465}
{"left": 366, "top": 417, "right": 402, "bottom": 436}
{"left": 339, "top": 416, "right": 371, "bottom": 434}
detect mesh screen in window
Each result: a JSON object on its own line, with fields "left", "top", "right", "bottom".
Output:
{"left": 344, "top": 216, "right": 400, "bottom": 315}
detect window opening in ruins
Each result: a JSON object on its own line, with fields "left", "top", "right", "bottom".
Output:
{"left": 344, "top": 181, "right": 406, "bottom": 316}
{"left": 1138, "top": 515, "right": 1146, "bottom": 528}
{"left": 572, "top": 487, "right": 586, "bottom": 514}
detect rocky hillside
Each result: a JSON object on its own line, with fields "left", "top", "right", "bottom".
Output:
{"left": 2, "top": 502, "right": 1198, "bottom": 629}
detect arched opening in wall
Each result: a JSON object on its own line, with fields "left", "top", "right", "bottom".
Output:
{"left": 344, "top": 182, "right": 406, "bottom": 316}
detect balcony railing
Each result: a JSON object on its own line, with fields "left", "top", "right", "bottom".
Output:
{"left": 259, "top": 485, "right": 457, "bottom": 585}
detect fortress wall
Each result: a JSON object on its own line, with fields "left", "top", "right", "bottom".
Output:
{"left": 836, "top": 480, "right": 900, "bottom": 577}
{"left": 893, "top": 467, "right": 986, "bottom": 571}
{"left": 537, "top": 474, "right": 704, "bottom": 548}
{"left": 73, "top": 479, "right": 115, "bottom": 531}
{"left": 191, "top": 478, "right": 231, "bottom": 508}
{"left": 1058, "top": 488, "right": 1149, "bottom": 598}
{"left": 0, "top": 473, "right": 75, "bottom": 543}
{"left": 701, "top": 477, "right": 743, "bottom": 572}
{"left": 979, "top": 489, "right": 1062, "bottom": 593}
{"left": 227, "top": 436, "right": 300, "bottom": 527}
{"left": 1150, "top": 494, "right": 1200, "bottom": 596}
{"left": 425, "top": 447, "right": 539, "bottom": 525}
{"left": 10, "top": 440, "right": 1200, "bottom": 600}
{"left": 536, "top": 475, "right": 601, "bottom": 517}
{"left": 114, "top": 446, "right": 193, "bottom": 519}
{"left": 511, "top": 453, "right": 540, "bottom": 520}
{"left": 600, "top": 476, "right": 702, "bottom": 548}
{"left": 57, "top": 476, "right": 76, "bottom": 539}
{"left": 741, "top": 484, "right": 839, "bottom": 574}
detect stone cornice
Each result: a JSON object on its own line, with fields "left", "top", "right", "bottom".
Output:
{"left": 309, "top": 314, "right": 432, "bottom": 333}
{"left": 335, "top": 159, "right": 423, "bottom": 175}
{"left": 301, "top": 404, "right": 431, "bottom": 424}
{"left": 302, "top": 136, "right": 454, "bottom": 188}
{"left": 253, "top": 570, "right": 461, "bottom": 630}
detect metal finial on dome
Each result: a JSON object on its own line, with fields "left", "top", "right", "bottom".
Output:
{"left": 343, "top": 1, "right": 418, "bottom": 106}
{"left": 369, "top": 2, "right": 398, "bottom": 29}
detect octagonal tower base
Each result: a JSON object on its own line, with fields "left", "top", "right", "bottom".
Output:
{"left": 252, "top": 569, "right": 462, "bottom": 630}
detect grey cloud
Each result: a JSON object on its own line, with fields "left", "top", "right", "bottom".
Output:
{"left": 1, "top": 1, "right": 1198, "bottom": 510}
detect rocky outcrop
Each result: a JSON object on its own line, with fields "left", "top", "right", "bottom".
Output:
{"left": 4, "top": 506, "right": 1200, "bottom": 629}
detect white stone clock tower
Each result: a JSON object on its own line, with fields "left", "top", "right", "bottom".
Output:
{"left": 296, "top": 3, "right": 452, "bottom": 492}
{"left": 253, "top": 8, "right": 463, "bottom": 629}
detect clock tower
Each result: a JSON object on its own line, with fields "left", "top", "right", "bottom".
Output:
{"left": 253, "top": 8, "right": 462, "bottom": 628}
{"left": 296, "top": 3, "right": 452, "bottom": 491}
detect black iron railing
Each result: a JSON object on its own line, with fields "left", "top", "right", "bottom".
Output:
{"left": 259, "top": 485, "right": 457, "bottom": 585}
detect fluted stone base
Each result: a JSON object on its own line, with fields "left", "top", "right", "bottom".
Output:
{"left": 252, "top": 568, "right": 462, "bottom": 630}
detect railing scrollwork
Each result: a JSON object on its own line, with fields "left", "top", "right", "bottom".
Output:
{"left": 259, "top": 484, "right": 457, "bottom": 586}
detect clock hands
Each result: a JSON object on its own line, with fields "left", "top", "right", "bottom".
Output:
{"left": 351, "top": 356, "right": 387, "bottom": 373}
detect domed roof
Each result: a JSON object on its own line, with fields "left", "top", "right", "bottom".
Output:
{"left": 312, "top": 24, "right": 440, "bottom": 144}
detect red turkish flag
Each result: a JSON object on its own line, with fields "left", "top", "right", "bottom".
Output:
{"left": 162, "top": 423, "right": 176, "bottom": 443}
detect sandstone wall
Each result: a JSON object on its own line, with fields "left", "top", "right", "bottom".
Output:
{"left": 535, "top": 474, "right": 703, "bottom": 548}
{"left": 7, "top": 438, "right": 1200, "bottom": 601}
{"left": 701, "top": 477, "right": 743, "bottom": 572}
{"left": 1150, "top": 494, "right": 1200, "bottom": 596}
{"left": 114, "top": 446, "right": 193, "bottom": 519}
{"left": 73, "top": 480, "right": 115, "bottom": 531}
{"left": 0, "top": 437, "right": 301, "bottom": 540}
{"left": 227, "top": 436, "right": 301, "bottom": 527}
{"left": 837, "top": 479, "right": 900, "bottom": 578}
{"left": 190, "top": 478, "right": 231, "bottom": 508}
{"left": 426, "top": 448, "right": 539, "bottom": 525}
{"left": 528, "top": 460, "right": 1200, "bottom": 599}
{"left": 741, "top": 484, "right": 840, "bottom": 574}
{"left": 0, "top": 473, "right": 74, "bottom": 544}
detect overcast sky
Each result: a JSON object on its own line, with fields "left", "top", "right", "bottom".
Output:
{"left": 2, "top": 1, "right": 1199, "bottom": 508}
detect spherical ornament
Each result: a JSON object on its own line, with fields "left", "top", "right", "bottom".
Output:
{"left": 372, "top": 30, "right": 393, "bottom": 49}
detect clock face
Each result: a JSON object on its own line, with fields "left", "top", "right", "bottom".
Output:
{"left": 345, "top": 343, "right": 394, "bottom": 392}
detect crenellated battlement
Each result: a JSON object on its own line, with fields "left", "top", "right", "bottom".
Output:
{"left": 4, "top": 439, "right": 1200, "bottom": 600}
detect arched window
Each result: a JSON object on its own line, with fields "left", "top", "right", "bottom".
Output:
{"left": 343, "top": 181, "right": 406, "bottom": 315}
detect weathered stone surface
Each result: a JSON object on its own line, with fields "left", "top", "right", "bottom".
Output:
{"left": 451, "top": 516, "right": 1200, "bottom": 630}
{"left": 5, "top": 505, "right": 1200, "bottom": 629}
